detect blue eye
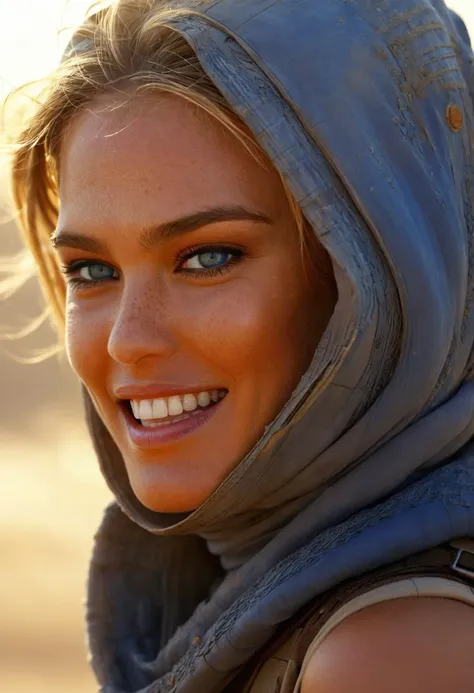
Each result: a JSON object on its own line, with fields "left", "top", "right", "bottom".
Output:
{"left": 79, "top": 263, "right": 117, "bottom": 281}
{"left": 61, "top": 260, "right": 119, "bottom": 288}
{"left": 182, "top": 250, "right": 233, "bottom": 271}
{"left": 178, "top": 246, "right": 244, "bottom": 277}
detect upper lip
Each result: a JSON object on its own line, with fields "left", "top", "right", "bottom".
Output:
{"left": 114, "top": 383, "right": 226, "bottom": 401}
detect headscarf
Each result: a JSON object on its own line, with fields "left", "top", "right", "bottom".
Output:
{"left": 79, "top": 1, "right": 474, "bottom": 691}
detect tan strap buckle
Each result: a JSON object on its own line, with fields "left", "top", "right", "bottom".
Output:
{"left": 450, "top": 538, "right": 474, "bottom": 579}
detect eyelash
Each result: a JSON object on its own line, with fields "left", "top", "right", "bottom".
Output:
{"left": 60, "top": 244, "right": 245, "bottom": 290}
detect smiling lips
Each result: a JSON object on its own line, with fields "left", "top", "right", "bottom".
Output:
{"left": 120, "top": 388, "right": 228, "bottom": 448}
{"left": 129, "top": 389, "right": 227, "bottom": 427}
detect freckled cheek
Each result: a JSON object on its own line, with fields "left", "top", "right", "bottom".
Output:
{"left": 65, "top": 302, "right": 111, "bottom": 387}
{"left": 176, "top": 281, "right": 290, "bottom": 378}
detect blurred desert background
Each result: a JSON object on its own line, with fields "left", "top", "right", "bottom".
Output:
{"left": 1, "top": 1, "right": 474, "bottom": 692}
{"left": 0, "top": 3, "right": 111, "bottom": 692}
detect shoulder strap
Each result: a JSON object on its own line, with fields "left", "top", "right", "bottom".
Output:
{"left": 227, "top": 539, "right": 474, "bottom": 693}
{"left": 295, "top": 540, "right": 474, "bottom": 662}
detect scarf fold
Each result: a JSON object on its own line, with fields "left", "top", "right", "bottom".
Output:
{"left": 79, "top": 1, "right": 474, "bottom": 691}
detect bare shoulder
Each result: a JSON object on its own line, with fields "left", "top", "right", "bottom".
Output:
{"left": 300, "top": 597, "right": 474, "bottom": 693}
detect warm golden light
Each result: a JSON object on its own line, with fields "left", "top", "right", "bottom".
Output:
{"left": 0, "top": 2, "right": 473, "bottom": 692}
{"left": 0, "top": 1, "right": 88, "bottom": 98}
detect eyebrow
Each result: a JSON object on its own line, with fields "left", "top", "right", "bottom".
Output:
{"left": 50, "top": 205, "right": 272, "bottom": 254}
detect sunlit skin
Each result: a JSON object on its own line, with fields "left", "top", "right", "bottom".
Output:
{"left": 54, "top": 94, "right": 336, "bottom": 512}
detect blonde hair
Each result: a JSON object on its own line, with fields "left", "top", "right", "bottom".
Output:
{"left": 8, "top": 0, "right": 307, "bottom": 340}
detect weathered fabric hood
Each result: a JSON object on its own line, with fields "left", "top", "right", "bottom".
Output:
{"left": 79, "top": 1, "right": 474, "bottom": 691}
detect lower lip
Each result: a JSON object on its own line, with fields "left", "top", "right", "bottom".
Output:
{"left": 121, "top": 399, "right": 224, "bottom": 449}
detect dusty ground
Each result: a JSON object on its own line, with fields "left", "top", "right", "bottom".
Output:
{"left": 2, "top": 427, "right": 110, "bottom": 693}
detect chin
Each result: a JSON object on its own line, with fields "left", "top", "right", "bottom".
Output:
{"left": 139, "top": 495, "right": 201, "bottom": 514}
{"left": 128, "top": 472, "right": 214, "bottom": 514}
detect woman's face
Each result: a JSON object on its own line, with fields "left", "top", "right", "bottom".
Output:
{"left": 55, "top": 94, "right": 336, "bottom": 512}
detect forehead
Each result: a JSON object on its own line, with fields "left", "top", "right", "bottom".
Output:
{"left": 58, "top": 93, "right": 285, "bottom": 232}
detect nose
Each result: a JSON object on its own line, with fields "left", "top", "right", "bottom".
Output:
{"left": 107, "top": 280, "right": 178, "bottom": 365}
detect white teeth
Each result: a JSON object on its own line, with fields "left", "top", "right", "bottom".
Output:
{"left": 152, "top": 398, "right": 168, "bottom": 419}
{"left": 129, "top": 389, "right": 227, "bottom": 423}
{"left": 183, "top": 393, "right": 198, "bottom": 412}
{"left": 168, "top": 395, "right": 183, "bottom": 416}
{"left": 197, "top": 391, "right": 211, "bottom": 407}
{"left": 139, "top": 400, "right": 153, "bottom": 420}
